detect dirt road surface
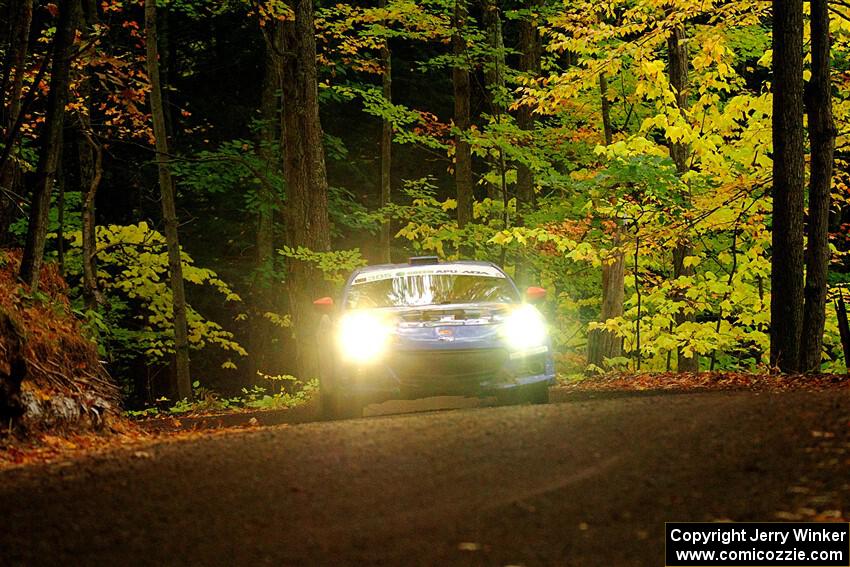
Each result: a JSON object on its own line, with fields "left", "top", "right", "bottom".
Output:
{"left": 1, "top": 390, "right": 849, "bottom": 566}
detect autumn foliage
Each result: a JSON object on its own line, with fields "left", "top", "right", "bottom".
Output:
{"left": 0, "top": 250, "right": 119, "bottom": 432}
{"left": 561, "top": 371, "right": 850, "bottom": 394}
{"left": 2, "top": 0, "right": 850, "bottom": 430}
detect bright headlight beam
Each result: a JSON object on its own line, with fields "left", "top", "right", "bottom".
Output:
{"left": 337, "top": 311, "right": 392, "bottom": 363}
{"left": 503, "top": 305, "right": 547, "bottom": 350}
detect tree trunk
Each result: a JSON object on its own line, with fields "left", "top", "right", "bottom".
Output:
{"left": 379, "top": 0, "right": 392, "bottom": 264}
{"left": 56, "top": 160, "right": 65, "bottom": 274}
{"left": 145, "top": 0, "right": 192, "bottom": 400}
{"left": 157, "top": 4, "right": 175, "bottom": 140}
{"left": 514, "top": 1, "right": 541, "bottom": 286}
{"left": 834, "top": 292, "right": 850, "bottom": 371}
{"left": 80, "top": 132, "right": 102, "bottom": 309}
{"left": 599, "top": 73, "right": 613, "bottom": 146}
{"left": 770, "top": 0, "right": 805, "bottom": 373}
{"left": 672, "top": 245, "right": 698, "bottom": 370}
{"left": 0, "top": 0, "right": 33, "bottom": 241}
{"left": 20, "top": 0, "right": 81, "bottom": 288}
{"left": 281, "top": 0, "right": 332, "bottom": 380}
{"left": 515, "top": 1, "right": 540, "bottom": 216}
{"left": 634, "top": 235, "right": 643, "bottom": 370}
{"left": 0, "top": 0, "right": 33, "bottom": 152}
{"left": 800, "top": 0, "right": 835, "bottom": 373}
{"left": 587, "top": 72, "right": 625, "bottom": 368}
{"left": 667, "top": 24, "right": 698, "bottom": 372}
{"left": 588, "top": 248, "right": 625, "bottom": 367}
{"left": 667, "top": 26, "right": 689, "bottom": 172}
{"left": 247, "top": 21, "right": 282, "bottom": 386}
{"left": 78, "top": 0, "right": 101, "bottom": 308}
{"left": 481, "top": 0, "right": 505, "bottom": 101}
{"left": 481, "top": 0, "right": 505, "bottom": 203}
{"left": 452, "top": 0, "right": 473, "bottom": 229}
{"left": 0, "top": 53, "right": 48, "bottom": 177}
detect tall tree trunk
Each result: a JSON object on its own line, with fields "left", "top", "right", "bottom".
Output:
{"left": 481, "top": 0, "right": 505, "bottom": 203}
{"left": 78, "top": 0, "right": 101, "bottom": 308}
{"left": 20, "top": 0, "right": 81, "bottom": 287}
{"left": 281, "top": 0, "right": 332, "bottom": 380}
{"left": 145, "top": 0, "right": 191, "bottom": 400}
{"left": 515, "top": 0, "right": 540, "bottom": 216}
{"left": 80, "top": 132, "right": 102, "bottom": 308}
{"left": 667, "top": 27, "right": 689, "bottom": 172}
{"left": 452, "top": 0, "right": 473, "bottom": 229}
{"left": 247, "top": 21, "right": 282, "bottom": 386}
{"left": 667, "top": 24, "right": 698, "bottom": 372}
{"left": 587, "top": 72, "right": 625, "bottom": 368}
{"left": 599, "top": 73, "right": 613, "bottom": 146}
{"left": 588, "top": 249, "right": 626, "bottom": 367}
{"left": 800, "top": 0, "right": 835, "bottom": 372}
{"left": 834, "top": 291, "right": 850, "bottom": 371}
{"left": 0, "top": 0, "right": 33, "bottom": 148}
{"left": 514, "top": 0, "right": 541, "bottom": 286}
{"left": 480, "top": 0, "right": 505, "bottom": 99}
{"left": 157, "top": 4, "right": 175, "bottom": 140}
{"left": 56, "top": 160, "right": 64, "bottom": 274}
{"left": 770, "top": 0, "right": 805, "bottom": 373}
{"left": 0, "top": 0, "right": 33, "bottom": 241}
{"left": 0, "top": 53, "right": 48, "bottom": 177}
{"left": 379, "top": 0, "right": 392, "bottom": 264}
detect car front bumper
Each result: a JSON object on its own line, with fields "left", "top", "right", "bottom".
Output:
{"left": 334, "top": 346, "right": 556, "bottom": 401}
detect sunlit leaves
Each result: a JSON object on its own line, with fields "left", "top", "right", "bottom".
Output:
{"left": 278, "top": 246, "right": 367, "bottom": 286}
{"left": 66, "top": 223, "right": 247, "bottom": 363}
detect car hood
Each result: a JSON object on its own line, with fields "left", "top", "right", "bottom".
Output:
{"left": 385, "top": 303, "right": 512, "bottom": 349}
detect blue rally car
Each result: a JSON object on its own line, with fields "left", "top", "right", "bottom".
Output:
{"left": 312, "top": 257, "right": 556, "bottom": 419}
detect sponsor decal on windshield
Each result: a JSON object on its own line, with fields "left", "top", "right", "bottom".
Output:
{"left": 352, "top": 264, "right": 505, "bottom": 284}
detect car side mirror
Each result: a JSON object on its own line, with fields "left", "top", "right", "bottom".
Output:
{"left": 313, "top": 296, "right": 335, "bottom": 313}
{"left": 525, "top": 286, "right": 546, "bottom": 303}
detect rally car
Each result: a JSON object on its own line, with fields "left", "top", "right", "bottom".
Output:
{"left": 312, "top": 257, "right": 556, "bottom": 419}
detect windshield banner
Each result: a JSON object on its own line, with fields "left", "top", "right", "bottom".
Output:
{"left": 352, "top": 264, "right": 505, "bottom": 284}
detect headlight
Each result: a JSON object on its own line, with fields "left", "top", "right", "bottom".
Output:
{"left": 337, "top": 311, "right": 392, "bottom": 363}
{"left": 503, "top": 305, "right": 547, "bottom": 350}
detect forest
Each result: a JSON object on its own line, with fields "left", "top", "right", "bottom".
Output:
{"left": 0, "top": 0, "right": 845, "bottom": 421}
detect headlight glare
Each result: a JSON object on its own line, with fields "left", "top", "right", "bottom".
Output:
{"left": 503, "top": 305, "right": 547, "bottom": 350}
{"left": 337, "top": 311, "right": 392, "bottom": 363}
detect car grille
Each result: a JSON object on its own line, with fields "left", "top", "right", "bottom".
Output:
{"left": 389, "top": 349, "right": 508, "bottom": 387}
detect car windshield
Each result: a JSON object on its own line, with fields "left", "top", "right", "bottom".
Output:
{"left": 346, "top": 266, "right": 518, "bottom": 309}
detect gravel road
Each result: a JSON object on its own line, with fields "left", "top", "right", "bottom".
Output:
{"left": 2, "top": 390, "right": 849, "bottom": 566}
